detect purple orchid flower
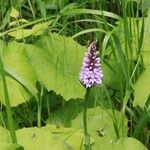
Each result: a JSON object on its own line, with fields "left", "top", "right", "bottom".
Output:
{"left": 79, "top": 41, "right": 103, "bottom": 88}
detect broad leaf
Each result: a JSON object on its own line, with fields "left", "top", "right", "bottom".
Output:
{"left": 0, "top": 41, "right": 37, "bottom": 106}
{"left": 133, "top": 65, "right": 150, "bottom": 107}
{"left": 8, "top": 21, "right": 53, "bottom": 39}
{"left": 45, "top": 124, "right": 88, "bottom": 149}
{"left": 9, "top": 7, "right": 19, "bottom": 18}
{"left": 0, "top": 126, "right": 10, "bottom": 143}
{"left": 71, "top": 107, "right": 128, "bottom": 150}
{"left": 114, "top": 137, "right": 148, "bottom": 150}
{"left": 133, "top": 17, "right": 150, "bottom": 107}
{"left": 17, "top": 126, "right": 68, "bottom": 150}
{"left": 0, "top": 125, "right": 86, "bottom": 150}
{"left": 108, "top": 17, "right": 150, "bottom": 108}
{"left": 26, "top": 33, "right": 86, "bottom": 100}
{"left": 0, "top": 126, "right": 147, "bottom": 150}
{"left": 46, "top": 99, "right": 83, "bottom": 127}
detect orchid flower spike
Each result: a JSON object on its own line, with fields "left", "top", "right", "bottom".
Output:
{"left": 79, "top": 41, "right": 103, "bottom": 88}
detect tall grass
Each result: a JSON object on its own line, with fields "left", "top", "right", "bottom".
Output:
{"left": 0, "top": 0, "right": 149, "bottom": 149}
{"left": 0, "top": 56, "right": 17, "bottom": 144}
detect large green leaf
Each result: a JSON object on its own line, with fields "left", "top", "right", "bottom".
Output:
{"left": 17, "top": 126, "right": 68, "bottom": 150}
{"left": 0, "top": 126, "right": 10, "bottom": 143}
{"left": 71, "top": 107, "right": 128, "bottom": 150}
{"left": 46, "top": 99, "right": 83, "bottom": 127}
{"left": 0, "top": 125, "right": 147, "bottom": 150}
{"left": 8, "top": 21, "right": 53, "bottom": 39}
{"left": 133, "top": 65, "right": 150, "bottom": 107}
{"left": 133, "top": 17, "right": 150, "bottom": 108}
{"left": 26, "top": 33, "right": 86, "bottom": 100}
{"left": 45, "top": 124, "right": 88, "bottom": 150}
{"left": 0, "top": 41, "right": 37, "bottom": 106}
{"left": 9, "top": 7, "right": 19, "bottom": 18}
{"left": 107, "top": 17, "right": 150, "bottom": 108}
{"left": 0, "top": 124, "right": 86, "bottom": 150}
{"left": 114, "top": 137, "right": 148, "bottom": 150}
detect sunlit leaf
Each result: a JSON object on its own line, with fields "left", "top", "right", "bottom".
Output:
{"left": 0, "top": 41, "right": 37, "bottom": 106}
{"left": 114, "top": 137, "right": 148, "bottom": 150}
{"left": 0, "top": 126, "right": 10, "bottom": 143}
{"left": 26, "top": 33, "right": 86, "bottom": 100}
{"left": 109, "top": 17, "right": 150, "bottom": 108}
{"left": 133, "top": 65, "right": 150, "bottom": 107}
{"left": 0, "top": 125, "right": 86, "bottom": 150}
{"left": 72, "top": 107, "right": 128, "bottom": 150}
{"left": 8, "top": 21, "right": 52, "bottom": 39}
{"left": 9, "top": 19, "right": 28, "bottom": 27}
{"left": 46, "top": 99, "right": 83, "bottom": 127}
{"left": 133, "top": 17, "right": 150, "bottom": 107}
{"left": 9, "top": 7, "right": 19, "bottom": 18}
{"left": 17, "top": 126, "right": 68, "bottom": 150}
{"left": 8, "top": 29, "right": 33, "bottom": 39}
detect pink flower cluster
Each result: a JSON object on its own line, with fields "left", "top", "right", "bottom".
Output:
{"left": 79, "top": 41, "right": 103, "bottom": 88}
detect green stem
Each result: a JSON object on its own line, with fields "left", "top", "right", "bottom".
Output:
{"left": 37, "top": 85, "right": 43, "bottom": 128}
{"left": 0, "top": 56, "right": 17, "bottom": 144}
{"left": 83, "top": 88, "right": 91, "bottom": 150}
{"left": 46, "top": 95, "right": 51, "bottom": 118}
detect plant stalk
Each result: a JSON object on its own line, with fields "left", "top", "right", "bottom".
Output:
{"left": 83, "top": 88, "right": 91, "bottom": 150}
{"left": 0, "top": 56, "right": 17, "bottom": 144}
{"left": 37, "top": 85, "right": 43, "bottom": 128}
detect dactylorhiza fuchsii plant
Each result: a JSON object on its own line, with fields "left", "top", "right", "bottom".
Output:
{"left": 79, "top": 41, "right": 103, "bottom": 150}
{"left": 79, "top": 41, "right": 103, "bottom": 88}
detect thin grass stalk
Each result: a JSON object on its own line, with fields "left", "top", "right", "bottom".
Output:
{"left": 98, "top": 2, "right": 132, "bottom": 138}
{"left": 46, "top": 95, "right": 51, "bottom": 118}
{"left": 0, "top": 56, "right": 17, "bottom": 144}
{"left": 121, "top": 0, "right": 130, "bottom": 77}
{"left": 104, "top": 85, "right": 120, "bottom": 138}
{"left": 97, "top": 4, "right": 121, "bottom": 139}
{"left": 37, "top": 85, "right": 43, "bottom": 128}
{"left": 27, "top": 0, "right": 35, "bottom": 19}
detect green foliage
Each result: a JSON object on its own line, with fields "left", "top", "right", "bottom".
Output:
{"left": 133, "top": 66, "right": 150, "bottom": 107}
{"left": 0, "top": 0, "right": 150, "bottom": 149}
{"left": 0, "top": 126, "right": 10, "bottom": 143}
{"left": 9, "top": 7, "right": 19, "bottom": 19}
{"left": 133, "top": 17, "right": 150, "bottom": 108}
{"left": 114, "top": 137, "right": 148, "bottom": 150}
{"left": 46, "top": 99, "right": 83, "bottom": 127}
{"left": 44, "top": 0, "right": 69, "bottom": 10}
{"left": 0, "top": 41, "right": 37, "bottom": 106}
{"left": 0, "top": 124, "right": 86, "bottom": 150}
{"left": 0, "top": 33, "right": 86, "bottom": 105}
{"left": 133, "top": 99, "right": 150, "bottom": 138}
{"left": 142, "top": 0, "right": 150, "bottom": 10}
{"left": 0, "top": 124, "right": 148, "bottom": 150}
{"left": 107, "top": 16, "right": 150, "bottom": 108}
{"left": 27, "top": 33, "right": 86, "bottom": 100}
{"left": 8, "top": 21, "right": 53, "bottom": 39}
{"left": 17, "top": 125, "right": 68, "bottom": 150}
{"left": 72, "top": 107, "right": 128, "bottom": 150}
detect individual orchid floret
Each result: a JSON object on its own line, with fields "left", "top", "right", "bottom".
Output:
{"left": 79, "top": 41, "right": 103, "bottom": 88}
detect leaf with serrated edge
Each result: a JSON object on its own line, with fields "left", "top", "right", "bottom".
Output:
{"left": 0, "top": 41, "right": 37, "bottom": 106}
{"left": 26, "top": 33, "right": 86, "bottom": 100}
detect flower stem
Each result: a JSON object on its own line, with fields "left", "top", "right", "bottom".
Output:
{"left": 83, "top": 88, "right": 91, "bottom": 150}
{"left": 37, "top": 85, "right": 43, "bottom": 128}
{"left": 0, "top": 56, "right": 17, "bottom": 144}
